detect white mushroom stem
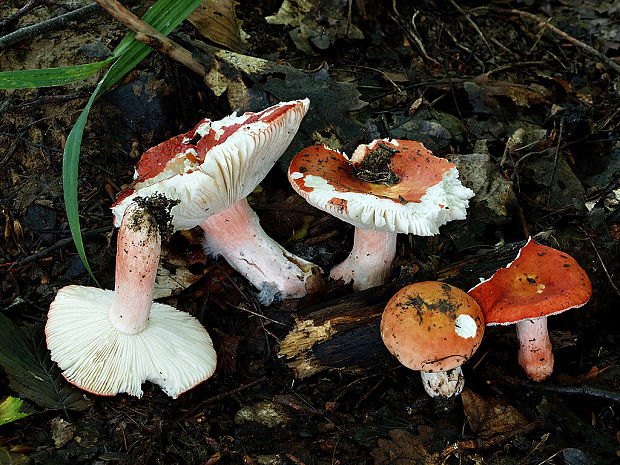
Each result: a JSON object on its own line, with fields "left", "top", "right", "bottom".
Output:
{"left": 109, "top": 205, "right": 160, "bottom": 334}
{"left": 200, "top": 198, "right": 316, "bottom": 301}
{"left": 330, "top": 228, "right": 397, "bottom": 291}
{"left": 420, "top": 367, "right": 465, "bottom": 397}
{"left": 515, "top": 317, "right": 554, "bottom": 382}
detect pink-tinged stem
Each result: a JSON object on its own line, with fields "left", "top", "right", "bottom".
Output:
{"left": 200, "top": 198, "right": 316, "bottom": 300}
{"left": 515, "top": 317, "right": 554, "bottom": 381}
{"left": 330, "top": 228, "right": 397, "bottom": 291}
{"left": 109, "top": 205, "right": 161, "bottom": 334}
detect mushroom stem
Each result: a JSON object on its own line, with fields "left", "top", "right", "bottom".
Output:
{"left": 200, "top": 198, "right": 316, "bottom": 301}
{"left": 515, "top": 317, "right": 553, "bottom": 381}
{"left": 420, "top": 367, "right": 465, "bottom": 397}
{"left": 330, "top": 228, "right": 397, "bottom": 291}
{"left": 109, "top": 204, "right": 161, "bottom": 334}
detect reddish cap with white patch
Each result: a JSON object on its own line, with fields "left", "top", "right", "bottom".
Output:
{"left": 288, "top": 140, "right": 473, "bottom": 235}
{"left": 468, "top": 238, "right": 593, "bottom": 325}
{"left": 380, "top": 281, "right": 484, "bottom": 373}
{"left": 112, "top": 99, "right": 310, "bottom": 230}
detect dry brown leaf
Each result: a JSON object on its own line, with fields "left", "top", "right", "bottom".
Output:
{"left": 461, "top": 388, "right": 528, "bottom": 440}
{"left": 371, "top": 429, "right": 442, "bottom": 465}
{"left": 188, "top": 0, "right": 246, "bottom": 53}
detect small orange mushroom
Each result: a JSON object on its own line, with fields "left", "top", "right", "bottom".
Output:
{"left": 381, "top": 281, "right": 485, "bottom": 397}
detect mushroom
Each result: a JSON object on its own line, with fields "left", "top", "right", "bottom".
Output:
{"left": 45, "top": 203, "right": 216, "bottom": 397}
{"left": 288, "top": 139, "right": 474, "bottom": 290}
{"left": 468, "top": 238, "right": 592, "bottom": 381}
{"left": 380, "top": 281, "right": 484, "bottom": 397}
{"left": 111, "top": 99, "right": 318, "bottom": 302}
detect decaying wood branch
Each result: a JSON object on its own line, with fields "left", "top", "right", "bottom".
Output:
{"left": 279, "top": 241, "right": 526, "bottom": 378}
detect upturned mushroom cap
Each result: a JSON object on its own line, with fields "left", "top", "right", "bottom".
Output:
{"left": 380, "top": 281, "right": 484, "bottom": 372}
{"left": 288, "top": 140, "right": 474, "bottom": 235}
{"left": 112, "top": 99, "right": 310, "bottom": 230}
{"left": 46, "top": 285, "right": 217, "bottom": 398}
{"left": 468, "top": 238, "right": 593, "bottom": 325}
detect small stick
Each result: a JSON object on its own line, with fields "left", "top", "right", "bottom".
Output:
{"left": 522, "top": 380, "right": 620, "bottom": 403}
{"left": 442, "top": 420, "right": 540, "bottom": 456}
{"left": 589, "top": 239, "right": 620, "bottom": 297}
{"left": 0, "top": 0, "right": 39, "bottom": 32}
{"left": 447, "top": 0, "right": 495, "bottom": 62}
{"left": 503, "top": 8, "right": 620, "bottom": 74}
{"left": 0, "top": 3, "right": 99, "bottom": 51}
{"left": 6, "top": 226, "right": 112, "bottom": 267}
{"left": 93, "top": 0, "right": 205, "bottom": 76}
{"left": 175, "top": 376, "right": 268, "bottom": 422}
{"left": 546, "top": 117, "right": 564, "bottom": 208}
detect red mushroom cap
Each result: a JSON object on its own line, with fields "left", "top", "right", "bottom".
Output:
{"left": 468, "top": 238, "right": 592, "bottom": 325}
{"left": 288, "top": 140, "right": 473, "bottom": 235}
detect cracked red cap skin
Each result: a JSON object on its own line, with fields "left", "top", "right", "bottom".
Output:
{"left": 468, "top": 238, "right": 593, "bottom": 325}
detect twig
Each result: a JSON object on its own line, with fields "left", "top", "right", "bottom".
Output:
{"left": 546, "top": 116, "right": 564, "bottom": 208}
{"left": 522, "top": 380, "right": 620, "bottom": 403}
{"left": 442, "top": 420, "right": 540, "bottom": 456}
{"left": 589, "top": 239, "right": 620, "bottom": 297}
{"left": 0, "top": 131, "right": 63, "bottom": 153}
{"left": 0, "top": 2, "right": 99, "bottom": 51}
{"left": 175, "top": 376, "right": 268, "bottom": 422}
{"left": 390, "top": 1, "right": 440, "bottom": 66}
{"left": 93, "top": 0, "right": 205, "bottom": 76}
{"left": 6, "top": 226, "right": 112, "bottom": 267}
{"left": 0, "top": 0, "right": 40, "bottom": 32}
{"left": 502, "top": 8, "right": 620, "bottom": 74}
{"left": 447, "top": 0, "right": 495, "bottom": 62}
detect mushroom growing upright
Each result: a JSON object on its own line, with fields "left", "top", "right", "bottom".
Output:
{"left": 46, "top": 203, "right": 216, "bottom": 397}
{"left": 468, "top": 238, "right": 592, "bottom": 381}
{"left": 288, "top": 139, "right": 474, "bottom": 290}
{"left": 112, "top": 99, "right": 318, "bottom": 302}
{"left": 381, "top": 281, "right": 485, "bottom": 397}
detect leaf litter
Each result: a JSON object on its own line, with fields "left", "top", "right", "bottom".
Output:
{"left": 0, "top": 0, "right": 619, "bottom": 463}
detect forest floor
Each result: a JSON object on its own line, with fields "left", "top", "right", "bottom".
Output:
{"left": 0, "top": 0, "right": 619, "bottom": 464}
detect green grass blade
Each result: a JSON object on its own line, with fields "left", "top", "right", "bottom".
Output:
{"left": 0, "top": 57, "right": 116, "bottom": 89}
{"left": 63, "top": 87, "right": 104, "bottom": 283}
{"left": 63, "top": 0, "right": 203, "bottom": 282}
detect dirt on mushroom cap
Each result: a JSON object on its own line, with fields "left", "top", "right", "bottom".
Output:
{"left": 381, "top": 281, "right": 485, "bottom": 373}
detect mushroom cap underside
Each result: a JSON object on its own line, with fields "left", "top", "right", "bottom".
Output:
{"left": 112, "top": 99, "right": 310, "bottom": 230}
{"left": 380, "top": 281, "right": 484, "bottom": 372}
{"left": 468, "top": 238, "right": 592, "bottom": 325}
{"left": 46, "top": 285, "right": 217, "bottom": 398}
{"left": 288, "top": 139, "right": 474, "bottom": 234}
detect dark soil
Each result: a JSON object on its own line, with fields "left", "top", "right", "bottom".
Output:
{"left": 1, "top": 1, "right": 619, "bottom": 464}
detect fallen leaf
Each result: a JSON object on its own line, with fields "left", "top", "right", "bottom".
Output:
{"left": 371, "top": 429, "right": 442, "bottom": 465}
{"left": 266, "top": 0, "right": 363, "bottom": 54}
{"left": 0, "top": 447, "right": 30, "bottom": 465}
{"left": 51, "top": 417, "right": 75, "bottom": 448}
{"left": 0, "top": 397, "right": 30, "bottom": 426}
{"left": 188, "top": 0, "right": 247, "bottom": 53}
{"left": 0, "top": 314, "right": 91, "bottom": 411}
{"left": 153, "top": 266, "right": 204, "bottom": 299}
{"left": 461, "top": 388, "right": 528, "bottom": 440}
{"left": 464, "top": 80, "right": 550, "bottom": 110}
